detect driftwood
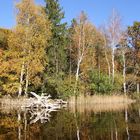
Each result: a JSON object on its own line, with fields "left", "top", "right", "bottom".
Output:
{"left": 29, "top": 108, "right": 53, "bottom": 124}
{"left": 21, "top": 92, "right": 67, "bottom": 124}
{"left": 22, "top": 92, "right": 67, "bottom": 109}
{"left": 0, "top": 92, "right": 67, "bottom": 124}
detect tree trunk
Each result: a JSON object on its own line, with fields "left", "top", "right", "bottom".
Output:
{"left": 112, "top": 48, "right": 115, "bottom": 84}
{"left": 74, "top": 16, "right": 85, "bottom": 100}
{"left": 137, "top": 83, "right": 139, "bottom": 94}
{"left": 105, "top": 49, "right": 111, "bottom": 84}
{"left": 74, "top": 103, "right": 80, "bottom": 140}
{"left": 24, "top": 110, "right": 27, "bottom": 140}
{"left": 103, "top": 35, "right": 111, "bottom": 83}
{"left": 18, "top": 111, "right": 21, "bottom": 140}
{"left": 18, "top": 62, "right": 25, "bottom": 97}
{"left": 74, "top": 26, "right": 82, "bottom": 96}
{"left": 125, "top": 107, "right": 130, "bottom": 140}
{"left": 98, "top": 54, "right": 101, "bottom": 92}
{"left": 125, "top": 107, "right": 128, "bottom": 122}
{"left": 74, "top": 57, "right": 82, "bottom": 95}
{"left": 55, "top": 46, "right": 59, "bottom": 75}
{"left": 126, "top": 126, "right": 130, "bottom": 140}
{"left": 123, "top": 52, "right": 126, "bottom": 95}
{"left": 25, "top": 66, "right": 29, "bottom": 96}
{"left": 69, "top": 43, "right": 72, "bottom": 83}
{"left": 114, "top": 120, "right": 118, "bottom": 140}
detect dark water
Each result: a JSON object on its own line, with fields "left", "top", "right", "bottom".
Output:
{"left": 0, "top": 103, "right": 140, "bottom": 140}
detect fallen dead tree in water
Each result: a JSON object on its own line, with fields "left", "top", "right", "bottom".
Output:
{"left": 0, "top": 92, "right": 67, "bottom": 110}
{"left": 20, "top": 92, "right": 67, "bottom": 109}
{"left": 22, "top": 92, "right": 67, "bottom": 124}
{"left": 0, "top": 92, "right": 67, "bottom": 124}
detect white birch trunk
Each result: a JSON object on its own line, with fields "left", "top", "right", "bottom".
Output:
{"left": 105, "top": 50, "right": 111, "bottom": 83}
{"left": 123, "top": 52, "right": 126, "bottom": 94}
{"left": 74, "top": 21, "right": 85, "bottom": 95}
{"left": 103, "top": 36, "right": 111, "bottom": 83}
{"left": 125, "top": 108, "right": 130, "bottom": 140}
{"left": 76, "top": 57, "right": 82, "bottom": 82}
{"left": 74, "top": 26, "right": 82, "bottom": 95}
{"left": 69, "top": 43, "right": 72, "bottom": 83}
{"left": 24, "top": 110, "right": 27, "bottom": 140}
{"left": 125, "top": 108, "right": 128, "bottom": 122}
{"left": 112, "top": 48, "right": 115, "bottom": 84}
{"left": 126, "top": 126, "right": 130, "bottom": 140}
{"left": 18, "top": 111, "right": 21, "bottom": 140}
{"left": 18, "top": 62, "right": 24, "bottom": 97}
{"left": 74, "top": 57, "right": 82, "bottom": 95}
{"left": 25, "top": 67, "right": 29, "bottom": 96}
{"left": 137, "top": 83, "right": 140, "bottom": 94}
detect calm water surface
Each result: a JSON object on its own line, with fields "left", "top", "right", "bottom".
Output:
{"left": 0, "top": 103, "right": 140, "bottom": 140}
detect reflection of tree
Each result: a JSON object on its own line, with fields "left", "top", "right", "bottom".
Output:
{"left": 0, "top": 110, "right": 41, "bottom": 140}
{"left": 1, "top": 104, "right": 140, "bottom": 140}
{"left": 0, "top": 111, "right": 19, "bottom": 140}
{"left": 125, "top": 103, "right": 140, "bottom": 139}
{"left": 74, "top": 105, "right": 80, "bottom": 140}
{"left": 17, "top": 111, "right": 21, "bottom": 140}
{"left": 76, "top": 111, "right": 127, "bottom": 140}
{"left": 41, "top": 110, "right": 78, "bottom": 139}
{"left": 29, "top": 108, "right": 53, "bottom": 124}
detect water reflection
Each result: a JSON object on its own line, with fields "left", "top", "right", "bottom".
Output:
{"left": 1, "top": 103, "right": 140, "bottom": 140}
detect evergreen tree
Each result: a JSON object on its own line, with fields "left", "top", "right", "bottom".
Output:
{"left": 45, "top": 0, "right": 68, "bottom": 76}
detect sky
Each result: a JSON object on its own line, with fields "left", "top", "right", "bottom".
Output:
{"left": 0, "top": 0, "right": 140, "bottom": 29}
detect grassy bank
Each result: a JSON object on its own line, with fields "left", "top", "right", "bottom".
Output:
{"left": 68, "top": 95, "right": 135, "bottom": 113}
{"left": 69, "top": 95, "right": 135, "bottom": 104}
{"left": 0, "top": 94, "right": 135, "bottom": 112}
{"left": 0, "top": 96, "right": 33, "bottom": 110}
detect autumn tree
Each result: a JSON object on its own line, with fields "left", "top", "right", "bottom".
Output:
{"left": 0, "top": 28, "right": 11, "bottom": 94}
{"left": 72, "top": 12, "right": 89, "bottom": 94}
{"left": 127, "top": 21, "right": 140, "bottom": 93}
{"left": 71, "top": 12, "right": 104, "bottom": 94}
{"left": 99, "top": 26, "right": 112, "bottom": 84}
{"left": 116, "top": 32, "right": 129, "bottom": 94}
{"left": 107, "top": 9, "right": 122, "bottom": 84}
{"left": 0, "top": 0, "right": 51, "bottom": 96}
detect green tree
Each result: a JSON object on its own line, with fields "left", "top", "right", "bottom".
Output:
{"left": 45, "top": 0, "right": 68, "bottom": 75}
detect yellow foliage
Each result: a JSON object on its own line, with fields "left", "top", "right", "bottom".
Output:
{"left": 0, "top": 0, "right": 51, "bottom": 94}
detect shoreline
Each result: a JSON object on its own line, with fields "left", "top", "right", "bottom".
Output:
{"left": 0, "top": 95, "right": 136, "bottom": 111}
{"left": 68, "top": 95, "right": 136, "bottom": 104}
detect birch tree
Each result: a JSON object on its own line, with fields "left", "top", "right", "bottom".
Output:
{"left": 119, "top": 32, "right": 129, "bottom": 94}
{"left": 4, "top": 0, "right": 51, "bottom": 96}
{"left": 73, "top": 12, "right": 87, "bottom": 94}
{"left": 107, "top": 9, "right": 122, "bottom": 84}
{"left": 72, "top": 12, "right": 99, "bottom": 94}
{"left": 99, "top": 26, "right": 111, "bottom": 84}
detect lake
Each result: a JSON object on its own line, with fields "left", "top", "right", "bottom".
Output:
{"left": 0, "top": 102, "right": 140, "bottom": 140}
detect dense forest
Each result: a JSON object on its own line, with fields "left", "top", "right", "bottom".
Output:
{"left": 0, "top": 0, "right": 140, "bottom": 99}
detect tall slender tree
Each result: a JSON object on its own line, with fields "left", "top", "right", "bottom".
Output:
{"left": 118, "top": 32, "right": 129, "bottom": 94}
{"left": 71, "top": 12, "right": 103, "bottom": 95}
{"left": 45, "top": 0, "right": 67, "bottom": 76}
{"left": 107, "top": 9, "right": 122, "bottom": 84}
